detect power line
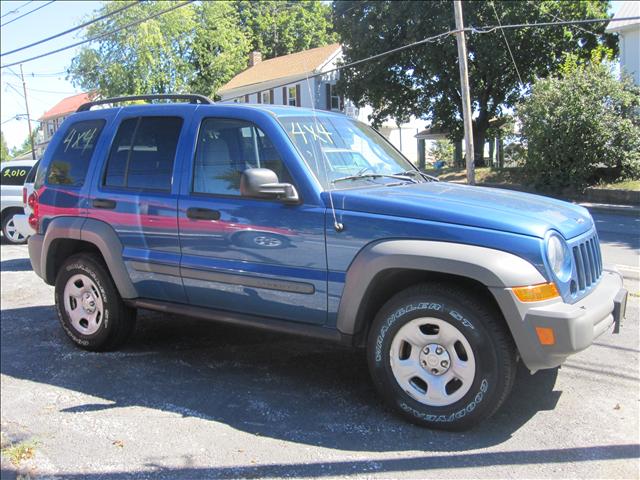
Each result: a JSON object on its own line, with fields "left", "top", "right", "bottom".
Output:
{"left": 1, "top": 0, "right": 194, "bottom": 69}
{"left": 0, "top": 1, "right": 35, "bottom": 19}
{"left": 224, "top": 15, "right": 640, "bottom": 102}
{"left": 1, "top": 0, "right": 55, "bottom": 28}
{"left": 5, "top": 81, "right": 76, "bottom": 94}
{"left": 490, "top": 1, "right": 523, "bottom": 86}
{"left": 1, "top": 1, "right": 141, "bottom": 57}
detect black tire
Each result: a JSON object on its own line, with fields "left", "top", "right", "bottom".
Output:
{"left": 2, "top": 210, "right": 27, "bottom": 245}
{"left": 367, "top": 283, "right": 517, "bottom": 430}
{"left": 54, "top": 254, "right": 136, "bottom": 351}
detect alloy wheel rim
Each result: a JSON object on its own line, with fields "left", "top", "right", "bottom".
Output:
{"left": 63, "top": 273, "right": 104, "bottom": 335}
{"left": 390, "top": 317, "right": 476, "bottom": 407}
{"left": 5, "top": 218, "right": 24, "bottom": 243}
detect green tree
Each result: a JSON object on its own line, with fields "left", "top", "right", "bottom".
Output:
{"left": 519, "top": 64, "right": 640, "bottom": 192}
{"left": 234, "top": 0, "right": 337, "bottom": 58}
{"left": 9, "top": 127, "right": 39, "bottom": 159}
{"left": 333, "top": 0, "right": 616, "bottom": 166}
{"left": 0, "top": 131, "right": 9, "bottom": 162}
{"left": 190, "top": 1, "right": 251, "bottom": 98}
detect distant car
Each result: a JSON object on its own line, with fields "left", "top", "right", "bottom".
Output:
{"left": 1, "top": 159, "right": 38, "bottom": 244}
{"left": 12, "top": 159, "right": 40, "bottom": 240}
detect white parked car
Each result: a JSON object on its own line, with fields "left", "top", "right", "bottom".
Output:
{"left": 12, "top": 159, "right": 40, "bottom": 241}
{"left": 1, "top": 159, "right": 38, "bottom": 244}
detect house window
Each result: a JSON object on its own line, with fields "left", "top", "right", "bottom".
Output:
{"left": 261, "top": 91, "right": 271, "bottom": 104}
{"left": 287, "top": 86, "right": 297, "bottom": 106}
{"left": 330, "top": 85, "right": 341, "bottom": 111}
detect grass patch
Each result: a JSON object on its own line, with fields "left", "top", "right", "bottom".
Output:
{"left": 595, "top": 179, "right": 640, "bottom": 191}
{"left": 424, "top": 167, "right": 528, "bottom": 186}
{"left": 1, "top": 437, "right": 37, "bottom": 467}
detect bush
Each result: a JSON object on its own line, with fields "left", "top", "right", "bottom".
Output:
{"left": 518, "top": 64, "right": 640, "bottom": 193}
{"left": 430, "top": 139, "right": 454, "bottom": 167}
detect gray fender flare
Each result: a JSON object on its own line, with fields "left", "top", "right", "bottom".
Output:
{"left": 42, "top": 216, "right": 137, "bottom": 299}
{"left": 335, "top": 239, "right": 546, "bottom": 336}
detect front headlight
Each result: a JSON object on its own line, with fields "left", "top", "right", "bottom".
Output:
{"left": 546, "top": 233, "right": 572, "bottom": 282}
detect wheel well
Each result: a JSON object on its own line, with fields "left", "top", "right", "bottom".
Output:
{"left": 352, "top": 269, "right": 507, "bottom": 347}
{"left": 1, "top": 207, "right": 24, "bottom": 225}
{"left": 45, "top": 239, "right": 104, "bottom": 284}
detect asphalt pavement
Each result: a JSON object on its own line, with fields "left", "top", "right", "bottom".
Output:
{"left": 1, "top": 211, "right": 638, "bottom": 479}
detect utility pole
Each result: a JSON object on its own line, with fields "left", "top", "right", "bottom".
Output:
{"left": 453, "top": 0, "right": 475, "bottom": 185}
{"left": 19, "top": 64, "right": 36, "bottom": 160}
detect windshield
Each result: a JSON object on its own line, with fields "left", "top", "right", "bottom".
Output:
{"left": 279, "top": 115, "right": 423, "bottom": 189}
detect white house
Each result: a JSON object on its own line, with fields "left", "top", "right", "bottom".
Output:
{"left": 606, "top": 1, "right": 640, "bottom": 85}
{"left": 217, "top": 44, "right": 429, "bottom": 164}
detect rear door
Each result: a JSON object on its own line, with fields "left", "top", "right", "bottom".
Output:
{"left": 177, "top": 111, "right": 328, "bottom": 325}
{"left": 88, "top": 112, "right": 188, "bottom": 302}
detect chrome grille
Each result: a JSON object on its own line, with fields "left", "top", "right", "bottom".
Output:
{"left": 572, "top": 233, "right": 603, "bottom": 291}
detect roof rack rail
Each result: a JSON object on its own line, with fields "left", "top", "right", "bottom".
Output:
{"left": 76, "top": 94, "right": 213, "bottom": 112}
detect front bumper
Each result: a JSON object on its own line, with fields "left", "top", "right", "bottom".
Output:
{"left": 492, "top": 268, "right": 626, "bottom": 372}
{"left": 12, "top": 214, "right": 34, "bottom": 239}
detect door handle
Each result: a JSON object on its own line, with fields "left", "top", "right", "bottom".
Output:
{"left": 93, "top": 198, "right": 116, "bottom": 209}
{"left": 186, "top": 207, "right": 221, "bottom": 221}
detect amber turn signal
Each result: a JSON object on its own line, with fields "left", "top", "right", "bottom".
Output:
{"left": 512, "top": 282, "right": 560, "bottom": 302}
{"left": 535, "top": 327, "right": 556, "bottom": 345}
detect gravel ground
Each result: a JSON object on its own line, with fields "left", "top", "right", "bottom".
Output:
{"left": 1, "top": 213, "right": 638, "bottom": 479}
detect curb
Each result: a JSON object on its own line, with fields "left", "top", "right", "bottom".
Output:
{"left": 578, "top": 202, "right": 640, "bottom": 217}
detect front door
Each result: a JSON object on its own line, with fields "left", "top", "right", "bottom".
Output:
{"left": 178, "top": 115, "right": 327, "bottom": 325}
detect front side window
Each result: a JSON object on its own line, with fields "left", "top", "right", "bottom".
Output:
{"left": 280, "top": 115, "right": 420, "bottom": 190}
{"left": 46, "top": 119, "right": 105, "bottom": 186}
{"left": 192, "top": 118, "right": 291, "bottom": 196}
{"left": 103, "top": 116, "right": 183, "bottom": 191}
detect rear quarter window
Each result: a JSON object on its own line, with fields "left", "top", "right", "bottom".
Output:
{"left": 46, "top": 119, "right": 105, "bottom": 187}
{"left": 1, "top": 165, "right": 31, "bottom": 186}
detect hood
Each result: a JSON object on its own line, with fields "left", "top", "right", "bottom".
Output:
{"left": 326, "top": 182, "right": 592, "bottom": 239}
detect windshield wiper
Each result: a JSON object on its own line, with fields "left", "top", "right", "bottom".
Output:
{"left": 331, "top": 173, "right": 417, "bottom": 185}
{"left": 394, "top": 170, "right": 439, "bottom": 182}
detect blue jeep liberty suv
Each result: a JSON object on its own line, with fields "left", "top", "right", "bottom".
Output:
{"left": 28, "top": 94, "right": 627, "bottom": 430}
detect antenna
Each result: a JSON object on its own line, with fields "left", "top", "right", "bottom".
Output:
{"left": 303, "top": 70, "right": 344, "bottom": 232}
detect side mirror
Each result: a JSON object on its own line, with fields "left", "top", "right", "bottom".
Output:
{"left": 240, "top": 168, "right": 299, "bottom": 203}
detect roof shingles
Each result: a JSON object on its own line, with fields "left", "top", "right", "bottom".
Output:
{"left": 218, "top": 43, "right": 341, "bottom": 94}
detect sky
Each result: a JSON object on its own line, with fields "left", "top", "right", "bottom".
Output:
{"left": 0, "top": 0, "right": 627, "bottom": 152}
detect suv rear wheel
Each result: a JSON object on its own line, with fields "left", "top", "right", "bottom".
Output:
{"left": 367, "top": 283, "right": 517, "bottom": 430}
{"left": 55, "top": 254, "right": 136, "bottom": 351}
{"left": 2, "top": 211, "right": 26, "bottom": 244}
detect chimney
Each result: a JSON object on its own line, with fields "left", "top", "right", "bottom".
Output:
{"left": 248, "top": 51, "right": 262, "bottom": 67}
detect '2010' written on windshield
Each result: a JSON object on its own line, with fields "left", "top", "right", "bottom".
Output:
{"left": 289, "top": 122, "right": 334, "bottom": 145}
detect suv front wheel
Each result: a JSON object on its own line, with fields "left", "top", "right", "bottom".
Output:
{"left": 367, "top": 283, "right": 517, "bottom": 430}
{"left": 55, "top": 254, "right": 136, "bottom": 351}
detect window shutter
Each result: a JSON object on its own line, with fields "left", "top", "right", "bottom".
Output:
{"left": 295, "top": 84, "right": 301, "bottom": 107}
{"left": 269, "top": 89, "right": 274, "bottom": 104}
{"left": 326, "top": 84, "right": 331, "bottom": 110}
{"left": 282, "top": 87, "right": 287, "bottom": 105}
{"left": 257, "top": 92, "right": 262, "bottom": 104}
{"left": 245, "top": 94, "right": 249, "bottom": 103}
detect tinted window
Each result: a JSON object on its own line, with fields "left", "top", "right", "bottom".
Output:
{"left": 193, "top": 118, "right": 290, "bottom": 196}
{"left": 104, "top": 116, "right": 182, "bottom": 191}
{"left": 25, "top": 159, "right": 40, "bottom": 183}
{"left": 1, "top": 165, "right": 31, "bottom": 186}
{"left": 47, "top": 120, "right": 105, "bottom": 186}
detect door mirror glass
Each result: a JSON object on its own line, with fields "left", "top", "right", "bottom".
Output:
{"left": 240, "top": 168, "right": 299, "bottom": 203}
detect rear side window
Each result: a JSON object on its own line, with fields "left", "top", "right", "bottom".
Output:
{"left": 104, "top": 116, "right": 183, "bottom": 192}
{"left": 47, "top": 119, "right": 105, "bottom": 186}
{"left": 1, "top": 165, "right": 31, "bottom": 186}
{"left": 25, "top": 159, "right": 40, "bottom": 183}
